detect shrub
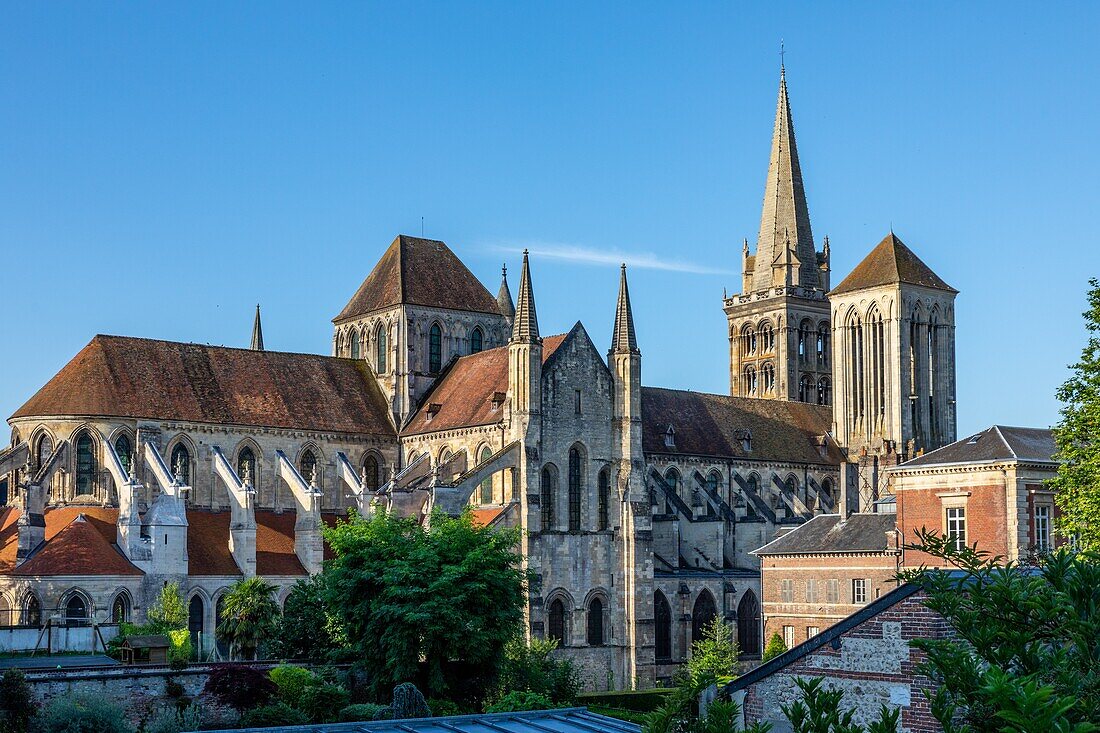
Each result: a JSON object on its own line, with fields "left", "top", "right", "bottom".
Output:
{"left": 268, "top": 665, "right": 318, "bottom": 709}
{"left": 142, "top": 705, "right": 205, "bottom": 733}
{"left": 147, "top": 583, "right": 187, "bottom": 634}
{"left": 167, "top": 629, "right": 191, "bottom": 668}
{"left": 298, "top": 683, "right": 350, "bottom": 723}
{"left": 239, "top": 703, "right": 311, "bottom": 728}
{"left": 202, "top": 665, "right": 275, "bottom": 711}
{"left": 425, "top": 699, "right": 463, "bottom": 718}
{"left": 762, "top": 632, "right": 787, "bottom": 662}
{"left": 576, "top": 690, "right": 672, "bottom": 713}
{"left": 338, "top": 704, "right": 390, "bottom": 722}
{"left": 486, "top": 691, "right": 556, "bottom": 713}
{"left": 388, "top": 683, "right": 431, "bottom": 720}
{"left": 494, "top": 638, "right": 580, "bottom": 706}
{"left": 0, "top": 669, "right": 36, "bottom": 733}
{"left": 34, "top": 694, "right": 132, "bottom": 733}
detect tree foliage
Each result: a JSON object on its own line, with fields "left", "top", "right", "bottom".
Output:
{"left": 322, "top": 509, "right": 526, "bottom": 700}
{"left": 762, "top": 632, "right": 787, "bottom": 662}
{"left": 494, "top": 638, "right": 580, "bottom": 706}
{"left": 271, "top": 576, "right": 343, "bottom": 661}
{"left": 1052, "top": 278, "right": 1100, "bottom": 552}
{"left": 781, "top": 678, "right": 898, "bottom": 733}
{"left": 202, "top": 664, "right": 276, "bottom": 711}
{"left": 147, "top": 582, "right": 187, "bottom": 633}
{"left": 34, "top": 694, "right": 132, "bottom": 733}
{"left": 216, "top": 577, "right": 281, "bottom": 661}
{"left": 685, "top": 617, "right": 740, "bottom": 688}
{"left": 899, "top": 528, "right": 1100, "bottom": 733}
{"left": 0, "top": 670, "right": 36, "bottom": 733}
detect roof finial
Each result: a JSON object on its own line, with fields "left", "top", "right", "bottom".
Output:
{"left": 780, "top": 39, "right": 785, "bottom": 77}
{"left": 250, "top": 304, "right": 264, "bottom": 351}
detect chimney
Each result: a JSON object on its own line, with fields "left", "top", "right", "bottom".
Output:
{"left": 839, "top": 462, "right": 859, "bottom": 520}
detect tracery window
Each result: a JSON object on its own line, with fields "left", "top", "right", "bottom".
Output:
{"left": 363, "top": 454, "right": 380, "bottom": 491}
{"left": 471, "top": 327, "right": 484, "bottom": 354}
{"left": 375, "top": 325, "right": 387, "bottom": 372}
{"left": 540, "top": 467, "right": 556, "bottom": 531}
{"left": 568, "top": 447, "right": 583, "bottom": 532}
{"left": 112, "top": 593, "right": 130, "bottom": 623}
{"left": 299, "top": 449, "right": 317, "bottom": 484}
{"left": 479, "top": 446, "right": 494, "bottom": 504}
{"left": 171, "top": 444, "right": 191, "bottom": 485}
{"left": 115, "top": 434, "right": 133, "bottom": 475}
{"left": 237, "top": 447, "right": 257, "bottom": 485}
{"left": 691, "top": 591, "right": 717, "bottom": 643}
{"left": 429, "top": 324, "right": 443, "bottom": 373}
{"left": 350, "top": 330, "right": 361, "bottom": 360}
{"left": 24, "top": 595, "right": 41, "bottom": 627}
{"left": 65, "top": 594, "right": 88, "bottom": 626}
{"left": 35, "top": 434, "right": 53, "bottom": 470}
{"left": 75, "top": 431, "right": 96, "bottom": 496}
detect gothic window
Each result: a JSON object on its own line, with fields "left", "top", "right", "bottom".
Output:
{"left": 868, "top": 307, "right": 886, "bottom": 425}
{"left": 479, "top": 446, "right": 494, "bottom": 504}
{"left": 0, "top": 594, "right": 9, "bottom": 627}
{"left": 540, "top": 466, "right": 556, "bottom": 531}
{"left": 171, "top": 443, "right": 191, "bottom": 485}
{"left": 471, "top": 327, "right": 484, "bottom": 354}
{"left": 740, "top": 325, "right": 756, "bottom": 356}
{"left": 664, "top": 467, "right": 680, "bottom": 499}
{"left": 785, "top": 475, "right": 798, "bottom": 501}
{"left": 548, "top": 599, "right": 566, "bottom": 644}
{"left": 188, "top": 595, "right": 205, "bottom": 648}
{"left": 817, "top": 322, "right": 829, "bottom": 367}
{"left": 237, "top": 447, "right": 257, "bottom": 485}
{"left": 350, "top": 330, "right": 361, "bottom": 360}
{"left": 798, "top": 319, "right": 814, "bottom": 363}
{"left": 215, "top": 594, "right": 229, "bottom": 658}
{"left": 114, "top": 434, "right": 133, "bottom": 475}
{"left": 75, "top": 431, "right": 96, "bottom": 496}
{"left": 375, "top": 325, "right": 387, "bottom": 372}
{"left": 820, "top": 478, "right": 833, "bottom": 503}
{"left": 0, "top": 479, "right": 6, "bottom": 506}
{"left": 597, "top": 468, "right": 610, "bottom": 531}
{"left": 817, "top": 377, "right": 831, "bottom": 406}
{"left": 363, "top": 454, "right": 380, "bottom": 491}
{"left": 747, "top": 474, "right": 759, "bottom": 495}
{"left": 65, "top": 593, "right": 88, "bottom": 626}
{"left": 299, "top": 449, "right": 317, "bottom": 485}
{"left": 705, "top": 471, "right": 720, "bottom": 517}
{"left": 691, "top": 591, "right": 717, "bottom": 643}
{"left": 847, "top": 313, "right": 865, "bottom": 426}
{"left": 587, "top": 597, "right": 605, "bottom": 646}
{"left": 429, "top": 324, "right": 443, "bottom": 373}
{"left": 737, "top": 590, "right": 761, "bottom": 655}
{"left": 568, "top": 447, "right": 583, "bottom": 531}
{"left": 761, "top": 362, "right": 775, "bottom": 394}
{"left": 654, "top": 592, "right": 672, "bottom": 661}
{"left": 23, "top": 594, "right": 41, "bottom": 627}
{"left": 112, "top": 593, "right": 131, "bottom": 623}
{"left": 928, "top": 312, "right": 939, "bottom": 444}
{"left": 758, "top": 321, "right": 774, "bottom": 353}
{"left": 35, "top": 433, "right": 53, "bottom": 470}
{"left": 799, "top": 374, "right": 813, "bottom": 403}
{"left": 742, "top": 365, "right": 758, "bottom": 396}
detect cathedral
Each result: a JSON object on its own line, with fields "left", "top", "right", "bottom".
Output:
{"left": 0, "top": 67, "right": 957, "bottom": 688}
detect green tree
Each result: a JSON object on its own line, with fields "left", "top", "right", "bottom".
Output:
{"left": 762, "top": 632, "right": 787, "bottom": 662}
{"left": 782, "top": 678, "right": 898, "bottom": 733}
{"left": 898, "top": 529, "right": 1099, "bottom": 733}
{"left": 271, "top": 576, "right": 343, "bottom": 661}
{"left": 322, "top": 509, "right": 526, "bottom": 701}
{"left": 216, "top": 577, "right": 281, "bottom": 660}
{"left": 147, "top": 582, "right": 187, "bottom": 633}
{"left": 0, "top": 669, "right": 36, "bottom": 733}
{"left": 494, "top": 638, "right": 580, "bottom": 705}
{"left": 686, "top": 617, "right": 740, "bottom": 687}
{"left": 1052, "top": 278, "right": 1100, "bottom": 552}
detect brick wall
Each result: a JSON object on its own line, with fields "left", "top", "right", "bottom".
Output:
{"left": 896, "top": 483, "right": 1007, "bottom": 567}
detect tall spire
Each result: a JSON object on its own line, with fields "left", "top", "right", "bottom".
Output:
{"left": 497, "top": 263, "right": 515, "bottom": 321}
{"left": 250, "top": 304, "right": 264, "bottom": 351}
{"left": 751, "top": 65, "right": 817, "bottom": 291}
{"left": 611, "top": 264, "right": 639, "bottom": 354}
{"left": 511, "top": 250, "right": 539, "bottom": 342}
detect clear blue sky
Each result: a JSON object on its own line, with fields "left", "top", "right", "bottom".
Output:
{"left": 2, "top": 2, "right": 1098, "bottom": 436}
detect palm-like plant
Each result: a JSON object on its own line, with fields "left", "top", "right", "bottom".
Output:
{"left": 216, "top": 577, "right": 280, "bottom": 660}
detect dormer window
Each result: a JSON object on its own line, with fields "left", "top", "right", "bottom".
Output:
{"left": 490, "top": 391, "right": 506, "bottom": 411}
{"left": 426, "top": 403, "right": 442, "bottom": 422}
{"left": 735, "top": 429, "right": 752, "bottom": 452}
{"left": 664, "top": 425, "right": 676, "bottom": 449}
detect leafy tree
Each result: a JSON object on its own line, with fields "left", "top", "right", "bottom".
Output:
{"left": 269, "top": 665, "right": 319, "bottom": 709}
{"left": 322, "top": 509, "right": 526, "bottom": 701}
{"left": 494, "top": 638, "right": 580, "bottom": 706}
{"left": 686, "top": 617, "right": 740, "bottom": 687}
{"left": 898, "top": 529, "right": 1100, "bottom": 733}
{"left": 202, "top": 664, "right": 276, "bottom": 711}
{"left": 0, "top": 669, "right": 36, "bottom": 733}
{"left": 1052, "top": 278, "right": 1100, "bottom": 552}
{"left": 271, "top": 576, "right": 343, "bottom": 661}
{"left": 147, "top": 582, "right": 187, "bottom": 633}
{"left": 216, "top": 577, "right": 280, "bottom": 661}
{"left": 782, "top": 678, "right": 898, "bottom": 733}
{"left": 762, "top": 632, "right": 787, "bottom": 662}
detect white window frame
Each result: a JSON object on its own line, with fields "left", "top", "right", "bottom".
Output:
{"left": 852, "top": 578, "right": 867, "bottom": 604}
{"left": 782, "top": 625, "right": 795, "bottom": 649}
{"left": 807, "top": 626, "right": 820, "bottom": 639}
{"left": 1034, "top": 504, "right": 1052, "bottom": 553}
{"left": 945, "top": 506, "right": 967, "bottom": 551}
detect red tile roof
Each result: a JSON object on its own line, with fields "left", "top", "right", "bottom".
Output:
{"left": 185, "top": 510, "right": 241, "bottom": 576}
{"left": 334, "top": 235, "right": 503, "bottom": 322}
{"left": 469, "top": 507, "right": 506, "bottom": 528}
{"left": 402, "top": 334, "right": 568, "bottom": 435}
{"left": 0, "top": 506, "right": 141, "bottom": 577}
{"left": 12, "top": 336, "right": 395, "bottom": 436}
{"left": 831, "top": 233, "right": 956, "bottom": 295}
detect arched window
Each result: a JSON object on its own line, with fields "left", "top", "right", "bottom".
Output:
{"left": 798, "top": 319, "right": 814, "bottom": 363}
{"left": 740, "top": 325, "right": 757, "bottom": 356}
{"left": 188, "top": 595, "right": 205, "bottom": 648}
{"left": 817, "top": 322, "right": 830, "bottom": 366}
{"left": 215, "top": 594, "right": 229, "bottom": 659}
{"left": 75, "top": 431, "right": 96, "bottom": 496}
{"left": 654, "top": 592, "right": 672, "bottom": 661}
{"left": 23, "top": 595, "right": 41, "bottom": 627}
{"left": 737, "top": 591, "right": 761, "bottom": 655}
{"left": 540, "top": 466, "right": 556, "bottom": 531}
{"left": 799, "top": 375, "right": 814, "bottom": 403}
{"left": 548, "top": 599, "right": 565, "bottom": 644}
{"left": 478, "top": 446, "right": 494, "bottom": 504}
{"left": 363, "top": 454, "right": 380, "bottom": 491}
{"left": 742, "top": 365, "right": 758, "bottom": 395}
{"left": 35, "top": 433, "right": 53, "bottom": 470}
{"left": 817, "top": 377, "right": 831, "bottom": 406}
{"left": 705, "top": 471, "right": 720, "bottom": 517}
{"left": 471, "top": 327, "right": 484, "bottom": 354}
{"left": 350, "top": 330, "right": 361, "bottom": 360}
{"left": 237, "top": 447, "right": 257, "bottom": 485}
{"left": 0, "top": 594, "right": 9, "bottom": 627}
{"left": 785, "top": 475, "right": 798, "bottom": 499}
{"left": 568, "top": 447, "right": 583, "bottom": 532}
{"left": 761, "top": 362, "right": 775, "bottom": 394}
{"left": 691, "top": 591, "right": 717, "bottom": 643}
{"left": 820, "top": 478, "right": 833, "bottom": 502}
{"left": 429, "top": 324, "right": 443, "bottom": 373}
{"left": 65, "top": 594, "right": 88, "bottom": 626}
{"left": 848, "top": 312, "right": 865, "bottom": 427}
{"left": 375, "top": 325, "right": 388, "bottom": 372}
{"left": 299, "top": 449, "right": 317, "bottom": 484}
{"left": 114, "top": 434, "right": 133, "bottom": 475}
{"left": 171, "top": 443, "right": 191, "bottom": 485}
{"left": 597, "top": 468, "right": 611, "bottom": 531}
{"left": 747, "top": 474, "right": 759, "bottom": 495}
{"left": 758, "top": 321, "right": 775, "bottom": 352}
{"left": 112, "top": 593, "right": 130, "bottom": 623}
{"left": 587, "top": 597, "right": 605, "bottom": 646}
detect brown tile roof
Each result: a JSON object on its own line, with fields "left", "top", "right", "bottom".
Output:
{"left": 403, "top": 334, "right": 568, "bottom": 435}
{"left": 334, "top": 235, "right": 503, "bottom": 322}
{"left": 831, "top": 233, "right": 956, "bottom": 296}
{"left": 185, "top": 510, "right": 240, "bottom": 576}
{"left": 256, "top": 511, "right": 306, "bottom": 576}
{"left": 0, "top": 506, "right": 142, "bottom": 576}
{"left": 12, "top": 336, "right": 396, "bottom": 436}
{"left": 469, "top": 507, "right": 506, "bottom": 527}
{"left": 641, "top": 387, "right": 843, "bottom": 465}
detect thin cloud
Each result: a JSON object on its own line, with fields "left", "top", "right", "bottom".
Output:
{"left": 487, "top": 241, "right": 733, "bottom": 276}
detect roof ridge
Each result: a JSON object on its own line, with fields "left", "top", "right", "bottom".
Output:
{"left": 992, "top": 425, "right": 1017, "bottom": 460}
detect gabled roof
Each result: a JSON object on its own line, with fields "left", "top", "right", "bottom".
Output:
{"left": 895, "top": 425, "right": 1056, "bottom": 470}
{"left": 831, "top": 233, "right": 956, "bottom": 296}
{"left": 753, "top": 513, "right": 896, "bottom": 556}
{"left": 11, "top": 336, "right": 395, "bottom": 436}
{"left": 402, "top": 334, "right": 568, "bottom": 436}
{"left": 0, "top": 507, "right": 142, "bottom": 576}
{"left": 334, "top": 235, "right": 502, "bottom": 322}
{"left": 640, "top": 387, "right": 842, "bottom": 465}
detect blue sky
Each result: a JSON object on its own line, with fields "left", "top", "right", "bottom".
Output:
{"left": 2, "top": 2, "right": 1098, "bottom": 435}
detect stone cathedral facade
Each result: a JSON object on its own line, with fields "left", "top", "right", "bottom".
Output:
{"left": 0, "top": 68, "right": 956, "bottom": 688}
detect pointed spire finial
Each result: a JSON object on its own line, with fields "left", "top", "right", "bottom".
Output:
{"left": 511, "top": 250, "right": 539, "bottom": 342}
{"left": 251, "top": 304, "right": 264, "bottom": 351}
{"left": 780, "top": 39, "right": 785, "bottom": 77}
{"left": 497, "top": 261, "right": 515, "bottom": 321}
{"left": 611, "top": 265, "right": 639, "bottom": 354}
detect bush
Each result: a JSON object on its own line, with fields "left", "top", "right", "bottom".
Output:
{"left": 494, "top": 638, "right": 580, "bottom": 706}
{"left": 388, "top": 683, "right": 431, "bottom": 720}
{"left": 576, "top": 689, "right": 672, "bottom": 713}
{"left": 298, "top": 684, "right": 350, "bottom": 723}
{"left": 0, "top": 669, "right": 36, "bottom": 733}
{"left": 762, "top": 632, "right": 787, "bottom": 662}
{"left": 268, "top": 665, "right": 318, "bottom": 709}
{"left": 338, "top": 704, "right": 390, "bottom": 722}
{"left": 239, "top": 702, "right": 311, "bottom": 728}
{"left": 142, "top": 705, "right": 205, "bottom": 733}
{"left": 425, "top": 699, "right": 463, "bottom": 718}
{"left": 33, "top": 694, "right": 132, "bottom": 733}
{"left": 167, "top": 629, "right": 191, "bottom": 668}
{"left": 486, "top": 691, "right": 556, "bottom": 713}
{"left": 202, "top": 665, "right": 275, "bottom": 711}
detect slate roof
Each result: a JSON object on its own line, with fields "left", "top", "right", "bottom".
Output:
{"left": 897, "top": 425, "right": 1056, "bottom": 469}
{"left": 403, "top": 334, "right": 568, "bottom": 435}
{"left": 334, "top": 235, "right": 503, "bottom": 322}
{"left": 831, "top": 233, "right": 956, "bottom": 295}
{"left": 753, "top": 513, "right": 896, "bottom": 556}
{"left": 640, "top": 387, "right": 842, "bottom": 465}
{"left": 11, "top": 336, "right": 395, "bottom": 436}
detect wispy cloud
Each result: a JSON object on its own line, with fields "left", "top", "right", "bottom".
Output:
{"left": 486, "top": 241, "right": 733, "bottom": 276}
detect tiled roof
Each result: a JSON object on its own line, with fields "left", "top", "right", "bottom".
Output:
{"left": 831, "top": 233, "right": 956, "bottom": 295}
{"left": 469, "top": 506, "right": 507, "bottom": 527}
{"left": 753, "top": 513, "right": 896, "bottom": 556}
{"left": 640, "top": 387, "right": 842, "bottom": 465}
{"left": 403, "top": 334, "right": 568, "bottom": 436}
{"left": 12, "top": 336, "right": 395, "bottom": 436}
{"left": 0, "top": 507, "right": 141, "bottom": 576}
{"left": 334, "top": 235, "right": 503, "bottom": 322}
{"left": 896, "top": 425, "right": 1056, "bottom": 469}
